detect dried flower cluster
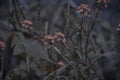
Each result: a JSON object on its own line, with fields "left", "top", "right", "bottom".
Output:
{"left": 57, "top": 61, "right": 65, "bottom": 67}
{"left": 96, "top": 0, "right": 110, "bottom": 8}
{"left": 22, "top": 20, "right": 33, "bottom": 28}
{"left": 21, "top": 20, "right": 35, "bottom": 35}
{"left": 42, "top": 32, "right": 66, "bottom": 48}
{"left": 116, "top": 24, "right": 120, "bottom": 31}
{"left": 77, "top": 4, "right": 91, "bottom": 17}
{"left": 0, "top": 40, "right": 6, "bottom": 50}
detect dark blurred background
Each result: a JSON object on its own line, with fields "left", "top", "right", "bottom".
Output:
{"left": 0, "top": 0, "right": 120, "bottom": 80}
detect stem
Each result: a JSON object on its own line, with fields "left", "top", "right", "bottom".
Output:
{"left": 26, "top": 54, "right": 31, "bottom": 80}
{"left": 66, "top": 0, "right": 70, "bottom": 39}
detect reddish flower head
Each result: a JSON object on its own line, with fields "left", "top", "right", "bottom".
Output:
{"left": 96, "top": 0, "right": 110, "bottom": 8}
{"left": 22, "top": 20, "right": 33, "bottom": 29}
{"left": 77, "top": 4, "right": 91, "bottom": 17}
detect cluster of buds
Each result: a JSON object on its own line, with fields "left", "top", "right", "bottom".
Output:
{"left": 96, "top": 0, "right": 110, "bottom": 8}
{"left": 116, "top": 24, "right": 120, "bottom": 31}
{"left": 42, "top": 32, "right": 66, "bottom": 48}
{"left": 22, "top": 20, "right": 33, "bottom": 28}
{"left": 77, "top": 4, "right": 91, "bottom": 17}
{"left": 0, "top": 40, "right": 6, "bottom": 50}
{"left": 57, "top": 61, "right": 65, "bottom": 67}
{"left": 21, "top": 20, "right": 35, "bottom": 36}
